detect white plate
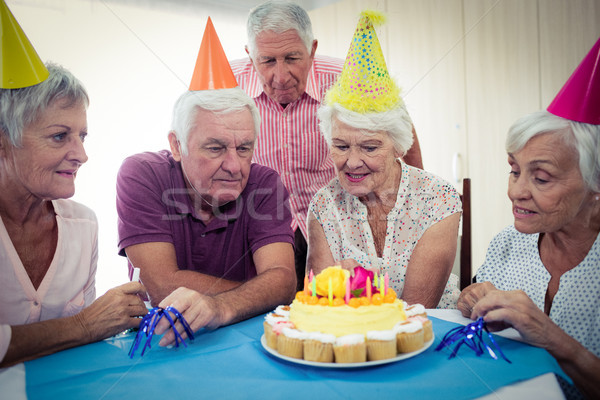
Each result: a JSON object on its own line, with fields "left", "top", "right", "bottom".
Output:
{"left": 260, "top": 334, "right": 434, "bottom": 368}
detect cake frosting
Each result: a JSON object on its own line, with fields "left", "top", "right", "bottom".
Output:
{"left": 263, "top": 266, "right": 432, "bottom": 363}
{"left": 290, "top": 298, "right": 406, "bottom": 337}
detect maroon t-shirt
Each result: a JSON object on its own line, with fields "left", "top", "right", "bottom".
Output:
{"left": 116, "top": 150, "right": 294, "bottom": 281}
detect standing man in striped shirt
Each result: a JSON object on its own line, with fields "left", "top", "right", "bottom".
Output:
{"left": 230, "top": 1, "right": 423, "bottom": 290}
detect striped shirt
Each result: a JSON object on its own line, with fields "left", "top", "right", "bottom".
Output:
{"left": 230, "top": 55, "right": 344, "bottom": 237}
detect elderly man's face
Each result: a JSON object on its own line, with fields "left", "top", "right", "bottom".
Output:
{"left": 170, "top": 108, "right": 255, "bottom": 210}
{"left": 249, "top": 29, "right": 316, "bottom": 106}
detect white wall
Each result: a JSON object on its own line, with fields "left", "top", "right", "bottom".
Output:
{"left": 7, "top": 0, "right": 250, "bottom": 296}
{"left": 310, "top": 0, "right": 600, "bottom": 277}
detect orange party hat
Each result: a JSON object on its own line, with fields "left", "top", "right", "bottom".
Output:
{"left": 0, "top": 0, "right": 48, "bottom": 89}
{"left": 189, "top": 17, "right": 238, "bottom": 91}
{"left": 547, "top": 37, "right": 600, "bottom": 125}
{"left": 325, "top": 10, "right": 401, "bottom": 113}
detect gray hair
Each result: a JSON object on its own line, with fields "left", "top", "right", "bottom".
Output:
{"left": 246, "top": 1, "right": 314, "bottom": 58}
{"left": 0, "top": 62, "right": 89, "bottom": 147}
{"left": 506, "top": 110, "right": 600, "bottom": 192}
{"left": 171, "top": 87, "right": 261, "bottom": 154}
{"left": 317, "top": 103, "right": 414, "bottom": 156}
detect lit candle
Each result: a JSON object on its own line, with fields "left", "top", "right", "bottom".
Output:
{"left": 328, "top": 277, "right": 333, "bottom": 306}
{"left": 366, "top": 276, "right": 372, "bottom": 301}
{"left": 345, "top": 276, "right": 350, "bottom": 304}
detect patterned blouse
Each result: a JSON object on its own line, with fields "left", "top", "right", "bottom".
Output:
{"left": 476, "top": 225, "right": 600, "bottom": 357}
{"left": 309, "top": 161, "right": 462, "bottom": 308}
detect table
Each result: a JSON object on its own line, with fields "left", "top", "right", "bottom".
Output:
{"left": 7, "top": 310, "right": 568, "bottom": 399}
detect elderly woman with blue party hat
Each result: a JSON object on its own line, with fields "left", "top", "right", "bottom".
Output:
{"left": 306, "top": 11, "right": 462, "bottom": 309}
{"left": 458, "top": 37, "right": 600, "bottom": 398}
{"left": 0, "top": 1, "right": 147, "bottom": 367}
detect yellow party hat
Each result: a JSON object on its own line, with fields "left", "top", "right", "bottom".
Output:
{"left": 0, "top": 0, "right": 49, "bottom": 89}
{"left": 325, "top": 10, "right": 401, "bottom": 113}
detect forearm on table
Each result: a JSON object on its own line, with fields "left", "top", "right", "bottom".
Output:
{"left": 547, "top": 332, "right": 600, "bottom": 398}
{"left": 0, "top": 314, "right": 90, "bottom": 368}
{"left": 146, "top": 270, "right": 242, "bottom": 306}
{"left": 402, "top": 283, "right": 445, "bottom": 308}
{"left": 211, "top": 265, "right": 296, "bottom": 326}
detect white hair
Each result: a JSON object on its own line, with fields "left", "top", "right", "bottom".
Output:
{"left": 317, "top": 102, "right": 414, "bottom": 156}
{"left": 171, "top": 87, "right": 261, "bottom": 154}
{"left": 0, "top": 62, "right": 88, "bottom": 147}
{"left": 506, "top": 110, "right": 600, "bottom": 192}
{"left": 246, "top": 1, "right": 314, "bottom": 58}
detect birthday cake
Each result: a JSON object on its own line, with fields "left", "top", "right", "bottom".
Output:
{"left": 263, "top": 266, "right": 433, "bottom": 363}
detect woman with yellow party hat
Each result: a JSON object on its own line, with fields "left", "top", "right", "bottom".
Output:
{"left": 0, "top": 0, "right": 148, "bottom": 367}
{"left": 306, "top": 10, "right": 462, "bottom": 309}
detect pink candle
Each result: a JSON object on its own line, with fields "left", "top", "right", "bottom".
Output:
{"left": 384, "top": 273, "right": 389, "bottom": 296}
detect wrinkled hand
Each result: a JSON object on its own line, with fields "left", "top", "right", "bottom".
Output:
{"left": 472, "top": 289, "right": 560, "bottom": 349}
{"left": 154, "top": 287, "right": 224, "bottom": 347}
{"left": 457, "top": 281, "right": 496, "bottom": 318}
{"left": 78, "top": 281, "right": 148, "bottom": 341}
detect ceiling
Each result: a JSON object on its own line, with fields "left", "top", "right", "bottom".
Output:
{"left": 101, "top": 0, "right": 340, "bottom": 14}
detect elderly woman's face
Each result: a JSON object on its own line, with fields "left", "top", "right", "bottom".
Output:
{"left": 507, "top": 132, "right": 593, "bottom": 234}
{"left": 330, "top": 118, "right": 401, "bottom": 200}
{"left": 1, "top": 98, "right": 88, "bottom": 200}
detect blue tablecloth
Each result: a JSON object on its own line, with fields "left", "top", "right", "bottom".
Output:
{"left": 25, "top": 315, "right": 568, "bottom": 399}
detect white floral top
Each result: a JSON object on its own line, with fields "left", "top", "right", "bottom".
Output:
{"left": 309, "top": 161, "right": 462, "bottom": 308}
{"left": 477, "top": 225, "right": 600, "bottom": 357}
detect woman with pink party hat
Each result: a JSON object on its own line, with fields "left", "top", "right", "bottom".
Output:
{"left": 458, "top": 37, "right": 600, "bottom": 399}
{"left": 306, "top": 10, "right": 462, "bottom": 309}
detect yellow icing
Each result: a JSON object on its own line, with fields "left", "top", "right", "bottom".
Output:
{"left": 290, "top": 298, "right": 406, "bottom": 337}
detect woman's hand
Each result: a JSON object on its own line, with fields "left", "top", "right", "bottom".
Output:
{"left": 77, "top": 281, "right": 148, "bottom": 341}
{"left": 471, "top": 289, "right": 560, "bottom": 349}
{"left": 457, "top": 281, "right": 496, "bottom": 318}
{"left": 154, "top": 287, "right": 224, "bottom": 347}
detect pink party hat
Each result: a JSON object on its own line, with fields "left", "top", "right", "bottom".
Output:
{"left": 547, "top": 37, "right": 600, "bottom": 124}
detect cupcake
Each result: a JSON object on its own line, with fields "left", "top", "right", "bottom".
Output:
{"left": 263, "top": 313, "right": 289, "bottom": 349}
{"left": 409, "top": 316, "right": 433, "bottom": 342}
{"left": 394, "top": 320, "right": 424, "bottom": 353}
{"left": 333, "top": 334, "right": 366, "bottom": 363}
{"left": 366, "top": 330, "right": 397, "bottom": 361}
{"left": 277, "top": 327, "right": 306, "bottom": 359}
{"left": 405, "top": 303, "right": 427, "bottom": 318}
{"left": 303, "top": 332, "right": 336, "bottom": 363}
{"left": 275, "top": 305, "right": 291, "bottom": 318}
